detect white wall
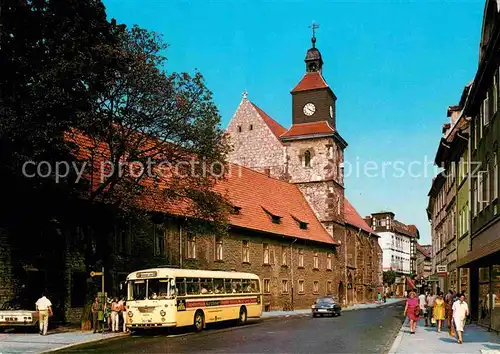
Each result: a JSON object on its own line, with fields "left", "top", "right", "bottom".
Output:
{"left": 377, "top": 231, "right": 411, "bottom": 274}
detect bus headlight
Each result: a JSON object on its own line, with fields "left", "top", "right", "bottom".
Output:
{"left": 160, "top": 310, "right": 166, "bottom": 316}
{"left": 128, "top": 311, "right": 133, "bottom": 318}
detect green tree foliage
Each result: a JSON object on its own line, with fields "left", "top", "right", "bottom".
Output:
{"left": 383, "top": 270, "right": 397, "bottom": 286}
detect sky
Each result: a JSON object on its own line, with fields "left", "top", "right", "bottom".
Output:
{"left": 103, "top": 0, "right": 486, "bottom": 245}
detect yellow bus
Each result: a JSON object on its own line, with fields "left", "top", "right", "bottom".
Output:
{"left": 125, "top": 267, "right": 262, "bottom": 332}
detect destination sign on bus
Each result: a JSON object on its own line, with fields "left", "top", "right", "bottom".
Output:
{"left": 136, "top": 271, "right": 157, "bottom": 278}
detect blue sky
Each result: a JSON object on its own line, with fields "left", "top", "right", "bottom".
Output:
{"left": 103, "top": 0, "right": 485, "bottom": 244}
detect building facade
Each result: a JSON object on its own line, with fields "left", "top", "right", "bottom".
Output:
{"left": 365, "top": 212, "right": 419, "bottom": 296}
{"left": 416, "top": 243, "right": 433, "bottom": 290}
{"left": 427, "top": 0, "right": 500, "bottom": 332}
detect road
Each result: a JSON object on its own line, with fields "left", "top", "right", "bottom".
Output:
{"left": 56, "top": 302, "right": 405, "bottom": 353}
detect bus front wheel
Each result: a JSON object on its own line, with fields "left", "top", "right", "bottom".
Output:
{"left": 194, "top": 310, "right": 204, "bottom": 332}
{"left": 238, "top": 306, "right": 247, "bottom": 326}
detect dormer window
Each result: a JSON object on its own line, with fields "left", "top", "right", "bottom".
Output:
{"left": 231, "top": 206, "right": 242, "bottom": 215}
{"left": 304, "top": 150, "right": 311, "bottom": 167}
{"left": 249, "top": 124, "right": 253, "bottom": 131}
{"left": 262, "top": 207, "right": 282, "bottom": 224}
{"left": 291, "top": 214, "right": 308, "bottom": 230}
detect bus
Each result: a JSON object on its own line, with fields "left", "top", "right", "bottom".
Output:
{"left": 125, "top": 267, "right": 262, "bottom": 332}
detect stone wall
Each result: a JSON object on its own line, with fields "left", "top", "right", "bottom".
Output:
{"left": 165, "top": 225, "right": 343, "bottom": 311}
{"left": 226, "top": 98, "right": 285, "bottom": 180}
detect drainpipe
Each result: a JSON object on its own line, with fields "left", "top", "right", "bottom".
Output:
{"left": 290, "top": 238, "right": 297, "bottom": 310}
{"left": 179, "top": 224, "right": 183, "bottom": 268}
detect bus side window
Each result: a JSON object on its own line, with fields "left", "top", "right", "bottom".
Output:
{"left": 231, "top": 279, "right": 242, "bottom": 293}
{"left": 200, "top": 278, "right": 213, "bottom": 294}
{"left": 224, "top": 279, "right": 232, "bottom": 293}
{"left": 242, "top": 279, "right": 251, "bottom": 293}
{"left": 250, "top": 279, "right": 259, "bottom": 293}
{"left": 176, "top": 278, "right": 186, "bottom": 296}
{"left": 214, "top": 279, "right": 224, "bottom": 294}
{"left": 186, "top": 278, "right": 200, "bottom": 295}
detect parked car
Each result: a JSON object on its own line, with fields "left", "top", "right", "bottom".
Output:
{"left": 311, "top": 296, "right": 341, "bottom": 317}
{"left": 0, "top": 299, "right": 39, "bottom": 331}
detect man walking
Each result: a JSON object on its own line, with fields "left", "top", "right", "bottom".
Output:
{"left": 91, "top": 296, "right": 101, "bottom": 333}
{"left": 426, "top": 291, "right": 436, "bottom": 327}
{"left": 111, "top": 297, "right": 120, "bottom": 332}
{"left": 452, "top": 293, "right": 469, "bottom": 344}
{"left": 35, "top": 292, "right": 52, "bottom": 335}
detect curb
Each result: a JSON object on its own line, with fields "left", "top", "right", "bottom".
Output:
{"left": 387, "top": 317, "right": 409, "bottom": 354}
{"left": 40, "top": 332, "right": 129, "bottom": 353}
{"left": 261, "top": 299, "right": 405, "bottom": 320}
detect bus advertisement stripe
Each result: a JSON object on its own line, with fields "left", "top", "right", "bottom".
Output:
{"left": 186, "top": 297, "right": 257, "bottom": 308}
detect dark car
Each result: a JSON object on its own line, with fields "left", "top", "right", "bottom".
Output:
{"left": 311, "top": 296, "right": 341, "bottom": 317}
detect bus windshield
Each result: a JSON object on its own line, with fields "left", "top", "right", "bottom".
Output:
{"left": 128, "top": 278, "right": 172, "bottom": 300}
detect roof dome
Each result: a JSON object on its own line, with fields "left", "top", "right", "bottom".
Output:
{"left": 305, "top": 47, "right": 322, "bottom": 61}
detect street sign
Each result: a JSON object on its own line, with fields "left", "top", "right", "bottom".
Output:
{"left": 436, "top": 265, "right": 447, "bottom": 274}
{"left": 90, "top": 271, "right": 103, "bottom": 277}
{"left": 427, "top": 275, "right": 439, "bottom": 282}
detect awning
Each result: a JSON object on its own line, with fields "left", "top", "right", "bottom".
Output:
{"left": 406, "top": 276, "right": 416, "bottom": 290}
{"left": 456, "top": 238, "right": 500, "bottom": 268}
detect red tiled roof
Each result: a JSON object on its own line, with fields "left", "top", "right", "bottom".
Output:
{"left": 344, "top": 199, "right": 375, "bottom": 234}
{"left": 250, "top": 103, "right": 287, "bottom": 140}
{"left": 67, "top": 130, "right": 337, "bottom": 246}
{"left": 280, "top": 121, "right": 335, "bottom": 139}
{"left": 392, "top": 220, "right": 419, "bottom": 238}
{"left": 291, "top": 72, "right": 329, "bottom": 92}
{"left": 417, "top": 243, "right": 431, "bottom": 258}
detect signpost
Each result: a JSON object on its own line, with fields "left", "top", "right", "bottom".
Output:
{"left": 91, "top": 267, "right": 105, "bottom": 332}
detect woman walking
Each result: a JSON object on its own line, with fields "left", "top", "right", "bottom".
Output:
{"left": 433, "top": 292, "right": 446, "bottom": 332}
{"left": 403, "top": 291, "right": 420, "bottom": 334}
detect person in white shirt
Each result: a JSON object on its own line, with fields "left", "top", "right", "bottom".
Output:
{"left": 35, "top": 293, "right": 52, "bottom": 335}
{"left": 452, "top": 293, "right": 469, "bottom": 344}
{"left": 418, "top": 291, "right": 427, "bottom": 321}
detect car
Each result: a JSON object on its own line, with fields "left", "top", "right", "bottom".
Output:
{"left": 311, "top": 296, "right": 342, "bottom": 317}
{"left": 0, "top": 299, "right": 39, "bottom": 331}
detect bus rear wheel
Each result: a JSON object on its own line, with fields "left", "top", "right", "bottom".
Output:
{"left": 238, "top": 306, "right": 247, "bottom": 326}
{"left": 194, "top": 310, "right": 204, "bottom": 333}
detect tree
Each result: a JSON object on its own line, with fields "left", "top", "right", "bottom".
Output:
{"left": 383, "top": 270, "right": 397, "bottom": 286}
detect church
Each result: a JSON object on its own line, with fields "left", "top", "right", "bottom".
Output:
{"left": 225, "top": 31, "right": 384, "bottom": 306}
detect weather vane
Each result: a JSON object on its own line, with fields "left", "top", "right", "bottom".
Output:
{"left": 309, "top": 21, "right": 319, "bottom": 48}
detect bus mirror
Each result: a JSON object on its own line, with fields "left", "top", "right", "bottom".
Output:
{"left": 170, "top": 279, "right": 175, "bottom": 287}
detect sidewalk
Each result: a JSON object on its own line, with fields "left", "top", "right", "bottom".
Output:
{"left": 262, "top": 297, "right": 404, "bottom": 318}
{"left": 0, "top": 331, "right": 127, "bottom": 354}
{"left": 389, "top": 318, "right": 500, "bottom": 354}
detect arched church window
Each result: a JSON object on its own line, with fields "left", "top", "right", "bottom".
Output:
{"left": 304, "top": 150, "right": 311, "bottom": 167}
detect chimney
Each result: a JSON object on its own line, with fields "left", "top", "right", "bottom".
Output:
{"left": 264, "top": 168, "right": 270, "bottom": 177}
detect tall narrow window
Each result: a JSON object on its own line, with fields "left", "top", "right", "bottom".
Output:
{"left": 494, "top": 152, "right": 499, "bottom": 202}
{"left": 304, "top": 150, "right": 311, "bottom": 167}
{"left": 313, "top": 251, "right": 319, "bottom": 269}
{"left": 474, "top": 117, "right": 478, "bottom": 150}
{"left": 242, "top": 240, "right": 250, "bottom": 263}
{"left": 215, "top": 236, "right": 223, "bottom": 261}
{"left": 281, "top": 245, "right": 287, "bottom": 266}
{"left": 282, "top": 279, "right": 289, "bottom": 293}
{"left": 473, "top": 179, "right": 478, "bottom": 216}
{"left": 298, "top": 280, "right": 305, "bottom": 294}
{"left": 263, "top": 279, "right": 270, "bottom": 293}
{"left": 479, "top": 172, "right": 484, "bottom": 211}
{"left": 154, "top": 225, "right": 165, "bottom": 256}
{"left": 187, "top": 234, "right": 196, "bottom": 259}
{"left": 326, "top": 281, "right": 332, "bottom": 294}
{"left": 486, "top": 165, "right": 491, "bottom": 206}
{"left": 326, "top": 253, "right": 332, "bottom": 270}
{"left": 263, "top": 243, "right": 270, "bottom": 264}
{"left": 313, "top": 281, "right": 319, "bottom": 294}
{"left": 298, "top": 248, "right": 304, "bottom": 267}
{"left": 485, "top": 92, "right": 490, "bottom": 125}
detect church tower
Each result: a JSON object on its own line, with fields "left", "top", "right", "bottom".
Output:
{"left": 281, "top": 30, "right": 347, "bottom": 238}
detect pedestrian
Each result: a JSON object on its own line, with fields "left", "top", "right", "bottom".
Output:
{"left": 426, "top": 291, "right": 436, "bottom": 327}
{"left": 120, "top": 297, "right": 127, "bottom": 332}
{"left": 418, "top": 290, "right": 427, "bottom": 320}
{"left": 35, "top": 292, "right": 53, "bottom": 335}
{"left": 111, "top": 297, "right": 120, "bottom": 332}
{"left": 445, "top": 290, "right": 456, "bottom": 336}
{"left": 91, "top": 296, "right": 101, "bottom": 333}
{"left": 403, "top": 290, "right": 420, "bottom": 334}
{"left": 377, "top": 292, "right": 381, "bottom": 303}
{"left": 433, "top": 292, "right": 446, "bottom": 332}
{"left": 452, "top": 293, "right": 469, "bottom": 344}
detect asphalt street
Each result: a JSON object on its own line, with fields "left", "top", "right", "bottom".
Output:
{"left": 56, "top": 302, "right": 405, "bottom": 353}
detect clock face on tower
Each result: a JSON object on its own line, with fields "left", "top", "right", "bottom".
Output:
{"left": 303, "top": 103, "right": 316, "bottom": 116}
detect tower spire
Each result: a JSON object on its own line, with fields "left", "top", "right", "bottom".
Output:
{"left": 309, "top": 22, "right": 319, "bottom": 48}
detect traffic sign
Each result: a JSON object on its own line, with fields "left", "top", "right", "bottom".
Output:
{"left": 90, "top": 271, "right": 103, "bottom": 277}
